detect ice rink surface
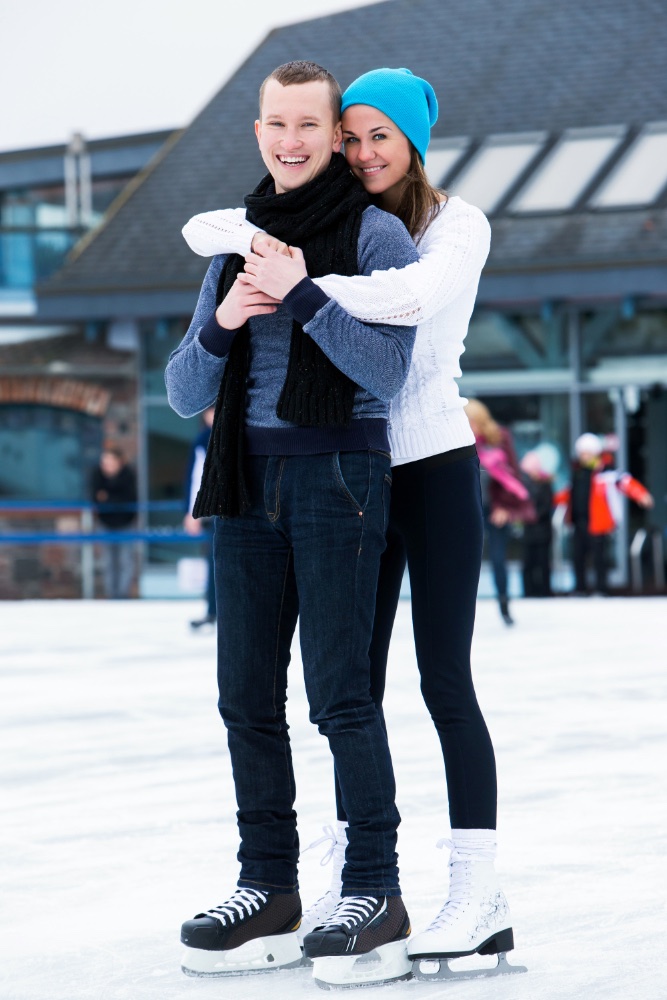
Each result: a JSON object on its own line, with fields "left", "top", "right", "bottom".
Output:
{"left": 2, "top": 596, "right": 666, "bottom": 1000}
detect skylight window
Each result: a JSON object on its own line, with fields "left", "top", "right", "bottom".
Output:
{"left": 511, "top": 126, "right": 625, "bottom": 212}
{"left": 589, "top": 123, "right": 667, "bottom": 208}
{"left": 446, "top": 133, "right": 545, "bottom": 214}
{"left": 424, "top": 139, "right": 468, "bottom": 187}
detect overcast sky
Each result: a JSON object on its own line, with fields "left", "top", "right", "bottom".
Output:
{"left": 0, "top": 0, "right": 385, "bottom": 153}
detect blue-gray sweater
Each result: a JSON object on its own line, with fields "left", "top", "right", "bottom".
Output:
{"left": 165, "top": 205, "right": 418, "bottom": 454}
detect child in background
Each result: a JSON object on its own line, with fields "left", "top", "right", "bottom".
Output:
{"left": 556, "top": 433, "right": 653, "bottom": 595}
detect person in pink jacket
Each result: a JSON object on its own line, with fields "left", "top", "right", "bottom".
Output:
{"left": 465, "top": 400, "right": 535, "bottom": 624}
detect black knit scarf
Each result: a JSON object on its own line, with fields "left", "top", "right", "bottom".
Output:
{"left": 193, "top": 153, "right": 369, "bottom": 518}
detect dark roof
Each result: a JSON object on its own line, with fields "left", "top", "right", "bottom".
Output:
{"left": 37, "top": 0, "right": 667, "bottom": 317}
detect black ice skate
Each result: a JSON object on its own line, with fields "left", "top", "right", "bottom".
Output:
{"left": 303, "top": 895, "right": 412, "bottom": 988}
{"left": 180, "top": 887, "right": 303, "bottom": 976}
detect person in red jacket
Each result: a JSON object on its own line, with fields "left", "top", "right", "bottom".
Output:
{"left": 556, "top": 433, "right": 654, "bottom": 595}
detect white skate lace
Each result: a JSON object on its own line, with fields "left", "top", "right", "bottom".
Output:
{"left": 301, "top": 825, "right": 345, "bottom": 927}
{"left": 303, "top": 825, "right": 338, "bottom": 866}
{"left": 205, "top": 887, "right": 268, "bottom": 926}
{"left": 424, "top": 839, "right": 473, "bottom": 933}
{"left": 318, "top": 896, "right": 379, "bottom": 930}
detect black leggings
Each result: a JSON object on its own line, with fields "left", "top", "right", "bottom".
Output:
{"left": 335, "top": 446, "right": 497, "bottom": 829}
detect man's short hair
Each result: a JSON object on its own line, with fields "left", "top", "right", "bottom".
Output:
{"left": 259, "top": 61, "right": 342, "bottom": 121}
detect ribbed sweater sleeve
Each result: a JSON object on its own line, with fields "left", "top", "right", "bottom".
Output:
{"left": 164, "top": 255, "right": 231, "bottom": 417}
{"left": 312, "top": 197, "right": 491, "bottom": 325}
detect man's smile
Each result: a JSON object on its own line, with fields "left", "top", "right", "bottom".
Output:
{"left": 276, "top": 155, "right": 310, "bottom": 165}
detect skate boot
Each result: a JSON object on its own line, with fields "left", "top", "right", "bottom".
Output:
{"left": 499, "top": 597, "right": 514, "bottom": 626}
{"left": 409, "top": 837, "right": 526, "bottom": 982}
{"left": 180, "top": 887, "right": 303, "bottom": 976}
{"left": 298, "top": 822, "right": 347, "bottom": 948}
{"left": 190, "top": 613, "right": 216, "bottom": 630}
{"left": 304, "top": 895, "right": 412, "bottom": 989}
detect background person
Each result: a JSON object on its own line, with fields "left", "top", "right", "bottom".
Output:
{"left": 556, "top": 432, "right": 654, "bottom": 595}
{"left": 90, "top": 446, "right": 137, "bottom": 599}
{"left": 465, "top": 399, "right": 536, "bottom": 625}
{"left": 520, "top": 448, "right": 555, "bottom": 597}
{"left": 182, "top": 406, "right": 216, "bottom": 629}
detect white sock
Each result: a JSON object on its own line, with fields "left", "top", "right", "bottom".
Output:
{"left": 449, "top": 828, "right": 497, "bottom": 862}
{"left": 334, "top": 820, "right": 348, "bottom": 845}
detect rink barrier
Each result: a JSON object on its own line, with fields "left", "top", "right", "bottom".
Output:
{"left": 0, "top": 499, "right": 202, "bottom": 599}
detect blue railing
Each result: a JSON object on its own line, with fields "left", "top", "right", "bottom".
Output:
{"left": 0, "top": 499, "right": 196, "bottom": 545}
{"left": 0, "top": 499, "right": 205, "bottom": 598}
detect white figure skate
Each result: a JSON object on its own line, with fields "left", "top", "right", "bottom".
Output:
{"left": 409, "top": 840, "right": 527, "bottom": 982}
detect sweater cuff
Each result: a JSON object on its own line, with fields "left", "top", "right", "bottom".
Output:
{"left": 197, "top": 311, "right": 239, "bottom": 357}
{"left": 283, "top": 277, "right": 330, "bottom": 325}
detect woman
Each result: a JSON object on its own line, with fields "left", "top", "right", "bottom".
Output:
{"left": 465, "top": 398, "right": 536, "bottom": 624}
{"left": 183, "top": 68, "right": 520, "bottom": 975}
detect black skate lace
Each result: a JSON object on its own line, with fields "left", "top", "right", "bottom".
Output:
{"left": 319, "top": 895, "right": 379, "bottom": 930}
{"left": 205, "top": 887, "right": 268, "bottom": 925}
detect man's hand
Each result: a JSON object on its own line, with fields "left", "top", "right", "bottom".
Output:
{"left": 215, "top": 275, "right": 280, "bottom": 330}
{"left": 241, "top": 245, "right": 308, "bottom": 300}
{"left": 251, "top": 232, "right": 291, "bottom": 257}
{"left": 183, "top": 512, "right": 203, "bottom": 536}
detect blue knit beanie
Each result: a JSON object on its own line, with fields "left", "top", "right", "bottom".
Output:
{"left": 341, "top": 68, "right": 438, "bottom": 164}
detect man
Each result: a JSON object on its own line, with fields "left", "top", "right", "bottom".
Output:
{"left": 166, "top": 61, "right": 418, "bottom": 989}
{"left": 90, "top": 446, "right": 137, "bottom": 599}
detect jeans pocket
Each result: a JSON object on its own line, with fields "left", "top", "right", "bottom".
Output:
{"left": 333, "top": 451, "right": 372, "bottom": 512}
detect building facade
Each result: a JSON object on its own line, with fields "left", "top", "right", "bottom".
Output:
{"left": 2, "top": 0, "right": 666, "bottom": 596}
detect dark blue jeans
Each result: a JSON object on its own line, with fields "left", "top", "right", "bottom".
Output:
{"left": 213, "top": 451, "right": 401, "bottom": 897}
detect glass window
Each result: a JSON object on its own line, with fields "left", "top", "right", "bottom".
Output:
{"left": 590, "top": 124, "right": 667, "bottom": 208}
{"left": 511, "top": 126, "right": 625, "bottom": 212}
{"left": 1, "top": 186, "right": 67, "bottom": 226}
{"left": 0, "top": 229, "right": 79, "bottom": 289}
{"left": 448, "top": 133, "right": 545, "bottom": 214}
{"left": 424, "top": 139, "right": 468, "bottom": 187}
{"left": 583, "top": 309, "right": 667, "bottom": 384}
{"left": 142, "top": 319, "right": 190, "bottom": 396}
{"left": 0, "top": 405, "right": 102, "bottom": 500}
{"left": 462, "top": 310, "right": 567, "bottom": 372}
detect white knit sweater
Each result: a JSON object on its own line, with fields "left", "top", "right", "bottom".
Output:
{"left": 181, "top": 196, "right": 490, "bottom": 465}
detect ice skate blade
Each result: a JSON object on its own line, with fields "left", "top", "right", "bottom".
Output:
{"left": 412, "top": 951, "right": 527, "bottom": 982}
{"left": 313, "top": 939, "right": 412, "bottom": 989}
{"left": 181, "top": 931, "right": 303, "bottom": 976}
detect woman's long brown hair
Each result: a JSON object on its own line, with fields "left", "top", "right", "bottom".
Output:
{"left": 391, "top": 145, "right": 447, "bottom": 243}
